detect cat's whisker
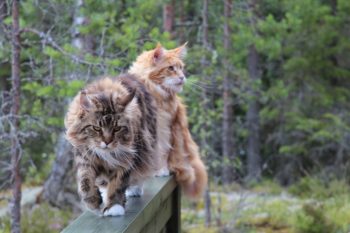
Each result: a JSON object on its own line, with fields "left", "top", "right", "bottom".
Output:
{"left": 187, "top": 79, "right": 217, "bottom": 87}
{"left": 184, "top": 82, "right": 222, "bottom": 94}
{"left": 186, "top": 80, "right": 217, "bottom": 90}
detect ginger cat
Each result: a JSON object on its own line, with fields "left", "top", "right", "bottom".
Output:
{"left": 129, "top": 43, "right": 208, "bottom": 198}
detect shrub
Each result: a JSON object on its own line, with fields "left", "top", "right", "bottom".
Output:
{"left": 293, "top": 203, "right": 338, "bottom": 233}
{"left": 288, "top": 177, "right": 349, "bottom": 199}
{"left": 0, "top": 203, "right": 73, "bottom": 233}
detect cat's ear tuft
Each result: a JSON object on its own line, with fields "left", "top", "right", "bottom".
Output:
{"left": 173, "top": 42, "right": 188, "bottom": 59}
{"left": 153, "top": 43, "right": 164, "bottom": 63}
{"left": 79, "top": 90, "right": 91, "bottom": 110}
{"left": 120, "top": 89, "right": 136, "bottom": 107}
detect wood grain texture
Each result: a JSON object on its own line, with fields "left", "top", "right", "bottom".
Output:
{"left": 61, "top": 176, "right": 179, "bottom": 233}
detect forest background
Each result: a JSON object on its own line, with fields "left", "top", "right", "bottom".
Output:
{"left": 1, "top": 0, "right": 350, "bottom": 232}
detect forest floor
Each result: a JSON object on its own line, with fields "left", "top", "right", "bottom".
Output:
{"left": 1, "top": 178, "right": 350, "bottom": 233}
{"left": 0, "top": 186, "right": 42, "bottom": 217}
{"left": 182, "top": 179, "right": 350, "bottom": 233}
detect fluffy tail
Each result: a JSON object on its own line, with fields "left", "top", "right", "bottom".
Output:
{"left": 168, "top": 120, "right": 208, "bottom": 199}
{"left": 177, "top": 154, "right": 208, "bottom": 199}
{"left": 168, "top": 101, "right": 208, "bottom": 199}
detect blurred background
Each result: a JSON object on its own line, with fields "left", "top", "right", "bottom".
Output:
{"left": 1, "top": 0, "right": 350, "bottom": 232}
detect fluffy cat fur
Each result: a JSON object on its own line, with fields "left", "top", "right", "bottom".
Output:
{"left": 129, "top": 43, "right": 208, "bottom": 198}
{"left": 65, "top": 74, "right": 158, "bottom": 216}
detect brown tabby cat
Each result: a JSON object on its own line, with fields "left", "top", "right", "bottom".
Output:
{"left": 65, "top": 74, "right": 158, "bottom": 216}
{"left": 129, "top": 43, "right": 208, "bottom": 198}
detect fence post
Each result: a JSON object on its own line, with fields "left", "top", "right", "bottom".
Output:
{"left": 166, "top": 186, "right": 181, "bottom": 233}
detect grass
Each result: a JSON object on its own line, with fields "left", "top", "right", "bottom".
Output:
{"left": 181, "top": 178, "right": 350, "bottom": 233}
{"left": 0, "top": 203, "right": 74, "bottom": 233}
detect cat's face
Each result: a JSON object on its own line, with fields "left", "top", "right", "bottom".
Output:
{"left": 147, "top": 43, "right": 187, "bottom": 94}
{"left": 67, "top": 90, "right": 137, "bottom": 156}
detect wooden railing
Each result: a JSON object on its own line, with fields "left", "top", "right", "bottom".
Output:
{"left": 61, "top": 176, "right": 180, "bottom": 233}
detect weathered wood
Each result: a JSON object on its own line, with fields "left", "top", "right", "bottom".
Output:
{"left": 61, "top": 176, "right": 179, "bottom": 233}
{"left": 166, "top": 186, "right": 181, "bottom": 233}
{"left": 140, "top": 195, "right": 172, "bottom": 233}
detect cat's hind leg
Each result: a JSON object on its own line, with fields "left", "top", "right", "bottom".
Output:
{"left": 155, "top": 166, "right": 170, "bottom": 177}
{"left": 126, "top": 183, "right": 144, "bottom": 197}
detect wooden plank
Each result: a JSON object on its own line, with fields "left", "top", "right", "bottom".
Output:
{"left": 166, "top": 186, "right": 181, "bottom": 233}
{"left": 61, "top": 176, "right": 177, "bottom": 233}
{"left": 140, "top": 194, "right": 172, "bottom": 233}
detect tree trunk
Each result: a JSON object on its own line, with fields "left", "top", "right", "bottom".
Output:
{"left": 71, "top": 0, "right": 84, "bottom": 51}
{"left": 178, "top": 0, "right": 185, "bottom": 43}
{"left": 71, "top": 0, "right": 94, "bottom": 55}
{"left": 201, "top": 0, "right": 212, "bottom": 227}
{"left": 0, "top": 0, "right": 7, "bottom": 20}
{"left": 0, "top": 0, "right": 11, "bottom": 116}
{"left": 246, "top": 44, "right": 261, "bottom": 182}
{"left": 43, "top": 0, "right": 93, "bottom": 209}
{"left": 202, "top": 0, "right": 209, "bottom": 49}
{"left": 222, "top": 0, "right": 235, "bottom": 184}
{"left": 204, "top": 187, "right": 212, "bottom": 227}
{"left": 163, "top": 0, "right": 175, "bottom": 37}
{"left": 10, "top": 1, "right": 22, "bottom": 232}
{"left": 43, "top": 134, "right": 80, "bottom": 210}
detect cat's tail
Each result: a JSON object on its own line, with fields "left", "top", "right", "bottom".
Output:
{"left": 169, "top": 128, "right": 208, "bottom": 199}
{"left": 178, "top": 153, "right": 208, "bottom": 199}
{"left": 168, "top": 100, "right": 208, "bottom": 199}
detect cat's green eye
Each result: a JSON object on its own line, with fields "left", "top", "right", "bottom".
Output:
{"left": 168, "top": 66, "right": 174, "bottom": 71}
{"left": 92, "top": 126, "right": 101, "bottom": 131}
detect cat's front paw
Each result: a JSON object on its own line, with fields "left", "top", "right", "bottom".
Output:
{"left": 103, "top": 204, "right": 125, "bottom": 217}
{"left": 155, "top": 167, "right": 170, "bottom": 177}
{"left": 126, "top": 185, "right": 143, "bottom": 197}
{"left": 83, "top": 194, "right": 103, "bottom": 214}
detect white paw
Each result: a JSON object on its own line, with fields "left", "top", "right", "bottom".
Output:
{"left": 126, "top": 185, "right": 143, "bottom": 197}
{"left": 103, "top": 204, "right": 125, "bottom": 216}
{"left": 155, "top": 167, "right": 170, "bottom": 177}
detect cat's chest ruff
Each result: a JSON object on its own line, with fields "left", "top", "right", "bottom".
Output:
{"left": 156, "top": 100, "right": 177, "bottom": 156}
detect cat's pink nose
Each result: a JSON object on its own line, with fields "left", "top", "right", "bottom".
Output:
{"left": 104, "top": 138, "right": 113, "bottom": 145}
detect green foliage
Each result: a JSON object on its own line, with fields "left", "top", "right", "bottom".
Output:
{"left": 248, "top": 179, "right": 284, "bottom": 195}
{"left": 1, "top": 0, "right": 350, "bottom": 231}
{"left": 0, "top": 203, "right": 72, "bottom": 233}
{"left": 26, "top": 153, "right": 55, "bottom": 186}
{"left": 211, "top": 178, "right": 350, "bottom": 232}
{"left": 293, "top": 204, "right": 337, "bottom": 233}
{"left": 1, "top": 0, "right": 349, "bottom": 187}
{"left": 288, "top": 177, "right": 350, "bottom": 199}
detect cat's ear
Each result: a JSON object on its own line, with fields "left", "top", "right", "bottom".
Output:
{"left": 119, "top": 89, "right": 136, "bottom": 107}
{"left": 153, "top": 42, "right": 164, "bottom": 63}
{"left": 79, "top": 90, "right": 92, "bottom": 110}
{"left": 172, "top": 42, "right": 188, "bottom": 59}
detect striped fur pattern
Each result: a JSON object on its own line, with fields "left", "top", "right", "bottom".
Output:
{"left": 65, "top": 74, "right": 158, "bottom": 215}
{"left": 129, "top": 43, "right": 208, "bottom": 199}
